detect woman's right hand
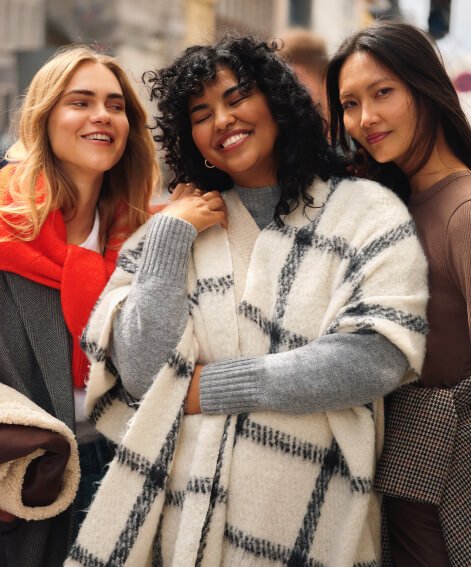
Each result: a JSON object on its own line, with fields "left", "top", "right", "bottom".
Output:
{"left": 161, "top": 183, "right": 228, "bottom": 232}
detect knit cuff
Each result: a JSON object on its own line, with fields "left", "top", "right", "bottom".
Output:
{"left": 138, "top": 214, "right": 196, "bottom": 282}
{"left": 200, "top": 357, "right": 263, "bottom": 414}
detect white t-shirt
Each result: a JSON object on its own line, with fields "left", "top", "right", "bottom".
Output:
{"left": 74, "top": 210, "right": 101, "bottom": 443}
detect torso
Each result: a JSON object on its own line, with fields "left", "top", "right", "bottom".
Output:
{"left": 409, "top": 170, "right": 471, "bottom": 387}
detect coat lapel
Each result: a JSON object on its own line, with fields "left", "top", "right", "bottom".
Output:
{"left": 5, "top": 273, "right": 74, "bottom": 429}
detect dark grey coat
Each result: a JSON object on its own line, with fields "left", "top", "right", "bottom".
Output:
{"left": 0, "top": 271, "right": 75, "bottom": 567}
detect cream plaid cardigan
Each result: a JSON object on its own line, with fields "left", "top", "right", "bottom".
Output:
{"left": 67, "top": 177, "right": 428, "bottom": 567}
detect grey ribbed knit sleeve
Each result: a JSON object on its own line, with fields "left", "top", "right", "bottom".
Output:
{"left": 111, "top": 214, "right": 196, "bottom": 399}
{"left": 200, "top": 332, "right": 408, "bottom": 415}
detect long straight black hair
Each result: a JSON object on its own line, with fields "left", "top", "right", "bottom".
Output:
{"left": 326, "top": 20, "right": 471, "bottom": 200}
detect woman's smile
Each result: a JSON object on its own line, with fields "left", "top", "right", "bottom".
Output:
{"left": 218, "top": 130, "right": 252, "bottom": 151}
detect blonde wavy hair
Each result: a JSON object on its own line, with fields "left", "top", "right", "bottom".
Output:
{"left": 1, "top": 45, "right": 158, "bottom": 246}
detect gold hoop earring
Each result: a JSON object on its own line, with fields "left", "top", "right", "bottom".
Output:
{"left": 204, "top": 159, "right": 215, "bottom": 169}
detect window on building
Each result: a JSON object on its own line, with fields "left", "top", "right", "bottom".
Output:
{"left": 289, "top": 0, "right": 311, "bottom": 27}
{"left": 429, "top": 0, "right": 451, "bottom": 39}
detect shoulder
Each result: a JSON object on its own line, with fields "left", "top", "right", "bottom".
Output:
{"left": 447, "top": 198, "right": 471, "bottom": 242}
{"left": 334, "top": 176, "right": 408, "bottom": 211}
{"left": 312, "top": 177, "right": 413, "bottom": 237}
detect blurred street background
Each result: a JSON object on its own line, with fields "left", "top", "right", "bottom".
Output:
{"left": 1, "top": 0, "right": 471, "bottom": 158}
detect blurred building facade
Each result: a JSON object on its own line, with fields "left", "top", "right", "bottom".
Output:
{"left": 1, "top": 0, "right": 471, "bottom": 152}
{"left": 0, "top": 0, "right": 186, "bottom": 150}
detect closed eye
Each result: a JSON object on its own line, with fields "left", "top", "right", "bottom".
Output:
{"left": 193, "top": 113, "right": 211, "bottom": 124}
{"left": 229, "top": 94, "right": 248, "bottom": 106}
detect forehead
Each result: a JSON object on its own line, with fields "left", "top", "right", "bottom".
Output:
{"left": 339, "top": 51, "right": 398, "bottom": 93}
{"left": 189, "top": 66, "right": 239, "bottom": 102}
{"left": 64, "top": 61, "right": 123, "bottom": 93}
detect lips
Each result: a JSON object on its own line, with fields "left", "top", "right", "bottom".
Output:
{"left": 221, "top": 132, "right": 249, "bottom": 148}
{"left": 82, "top": 132, "right": 114, "bottom": 143}
{"left": 216, "top": 129, "right": 251, "bottom": 151}
{"left": 365, "top": 132, "right": 389, "bottom": 145}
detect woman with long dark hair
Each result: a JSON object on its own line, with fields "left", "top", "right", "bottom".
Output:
{"left": 327, "top": 20, "right": 471, "bottom": 566}
{"left": 68, "top": 36, "right": 427, "bottom": 566}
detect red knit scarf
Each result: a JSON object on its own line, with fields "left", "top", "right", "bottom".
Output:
{"left": 0, "top": 165, "right": 122, "bottom": 388}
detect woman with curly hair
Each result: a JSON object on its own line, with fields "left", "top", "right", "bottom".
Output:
{"left": 68, "top": 36, "right": 428, "bottom": 566}
{"left": 326, "top": 20, "right": 471, "bottom": 566}
{"left": 0, "top": 45, "right": 158, "bottom": 567}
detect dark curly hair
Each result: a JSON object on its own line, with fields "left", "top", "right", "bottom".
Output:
{"left": 144, "top": 35, "right": 345, "bottom": 225}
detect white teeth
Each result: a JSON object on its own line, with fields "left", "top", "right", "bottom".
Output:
{"left": 83, "top": 133, "right": 112, "bottom": 142}
{"left": 221, "top": 132, "right": 249, "bottom": 148}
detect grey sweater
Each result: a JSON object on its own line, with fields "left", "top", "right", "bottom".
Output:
{"left": 111, "top": 186, "right": 408, "bottom": 413}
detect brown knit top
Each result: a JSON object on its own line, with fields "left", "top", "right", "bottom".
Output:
{"left": 409, "top": 170, "right": 471, "bottom": 387}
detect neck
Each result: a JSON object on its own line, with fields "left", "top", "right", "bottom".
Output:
{"left": 62, "top": 175, "right": 102, "bottom": 245}
{"left": 408, "top": 129, "right": 468, "bottom": 193}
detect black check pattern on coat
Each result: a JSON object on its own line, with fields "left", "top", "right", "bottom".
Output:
{"left": 69, "top": 411, "right": 184, "bottom": 567}
{"left": 68, "top": 177, "right": 428, "bottom": 566}
{"left": 376, "top": 376, "right": 471, "bottom": 566}
{"left": 219, "top": 414, "right": 374, "bottom": 563}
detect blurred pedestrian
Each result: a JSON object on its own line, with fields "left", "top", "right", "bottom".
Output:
{"left": 67, "top": 35, "right": 427, "bottom": 567}
{"left": 0, "top": 44, "right": 157, "bottom": 567}
{"left": 327, "top": 20, "right": 471, "bottom": 567}
{"left": 279, "top": 27, "right": 328, "bottom": 116}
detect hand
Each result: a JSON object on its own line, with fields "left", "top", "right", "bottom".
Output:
{"left": 162, "top": 183, "right": 228, "bottom": 232}
{"left": 184, "top": 363, "right": 203, "bottom": 414}
{"left": 0, "top": 509, "right": 16, "bottom": 523}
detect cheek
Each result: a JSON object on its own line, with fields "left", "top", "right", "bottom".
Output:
{"left": 191, "top": 126, "right": 211, "bottom": 157}
{"left": 119, "top": 118, "right": 130, "bottom": 145}
{"left": 46, "top": 116, "right": 62, "bottom": 153}
{"left": 342, "top": 113, "right": 356, "bottom": 137}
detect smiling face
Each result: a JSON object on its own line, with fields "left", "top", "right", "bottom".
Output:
{"left": 47, "top": 61, "right": 129, "bottom": 187}
{"left": 338, "top": 51, "right": 417, "bottom": 172}
{"left": 188, "top": 66, "right": 278, "bottom": 188}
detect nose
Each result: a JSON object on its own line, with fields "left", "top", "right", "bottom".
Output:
{"left": 90, "top": 104, "right": 111, "bottom": 124}
{"left": 360, "top": 102, "right": 378, "bottom": 129}
{"left": 214, "top": 105, "right": 235, "bottom": 131}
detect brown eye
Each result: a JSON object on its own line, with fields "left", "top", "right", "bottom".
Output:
{"left": 376, "top": 87, "right": 392, "bottom": 98}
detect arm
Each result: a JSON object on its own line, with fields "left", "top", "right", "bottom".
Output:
{"left": 111, "top": 214, "right": 196, "bottom": 399}
{"left": 446, "top": 200, "right": 471, "bottom": 341}
{"left": 111, "top": 186, "right": 227, "bottom": 399}
{"left": 186, "top": 180, "right": 428, "bottom": 415}
{"left": 185, "top": 332, "right": 408, "bottom": 415}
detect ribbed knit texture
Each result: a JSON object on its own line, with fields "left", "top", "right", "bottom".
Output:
{"left": 233, "top": 183, "right": 281, "bottom": 229}
{"left": 409, "top": 170, "right": 471, "bottom": 386}
{"left": 138, "top": 214, "right": 196, "bottom": 282}
{"left": 200, "top": 358, "right": 261, "bottom": 413}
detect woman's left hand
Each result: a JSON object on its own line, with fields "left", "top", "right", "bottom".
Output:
{"left": 184, "top": 364, "right": 203, "bottom": 414}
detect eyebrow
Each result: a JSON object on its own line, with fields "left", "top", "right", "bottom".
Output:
{"left": 62, "top": 89, "right": 125, "bottom": 100}
{"left": 340, "top": 77, "right": 397, "bottom": 98}
{"left": 189, "top": 84, "right": 243, "bottom": 114}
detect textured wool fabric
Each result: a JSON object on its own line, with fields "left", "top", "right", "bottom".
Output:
{"left": 0, "top": 164, "right": 121, "bottom": 388}
{"left": 377, "top": 376, "right": 471, "bottom": 566}
{"left": 68, "top": 177, "right": 428, "bottom": 567}
{"left": 0, "top": 271, "right": 75, "bottom": 566}
{"left": 0, "top": 384, "right": 80, "bottom": 521}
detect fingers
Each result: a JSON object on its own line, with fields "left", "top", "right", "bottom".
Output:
{"left": 161, "top": 186, "right": 228, "bottom": 231}
{"left": 170, "top": 182, "right": 197, "bottom": 200}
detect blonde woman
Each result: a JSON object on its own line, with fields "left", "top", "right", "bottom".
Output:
{"left": 0, "top": 45, "right": 157, "bottom": 567}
